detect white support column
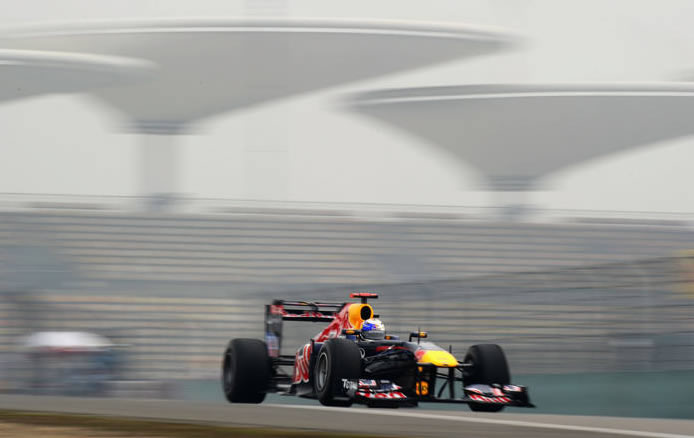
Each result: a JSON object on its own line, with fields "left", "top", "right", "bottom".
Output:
{"left": 132, "top": 120, "right": 187, "bottom": 211}
{"left": 487, "top": 175, "right": 537, "bottom": 222}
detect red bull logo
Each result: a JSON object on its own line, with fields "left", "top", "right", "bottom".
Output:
{"left": 292, "top": 343, "right": 312, "bottom": 383}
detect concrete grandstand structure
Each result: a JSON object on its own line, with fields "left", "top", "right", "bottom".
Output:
{"left": 2, "top": 204, "right": 694, "bottom": 293}
{"left": 1, "top": 203, "right": 693, "bottom": 382}
{"left": 0, "top": 18, "right": 514, "bottom": 205}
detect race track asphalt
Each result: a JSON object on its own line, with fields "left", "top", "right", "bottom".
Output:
{"left": 0, "top": 395, "right": 693, "bottom": 438}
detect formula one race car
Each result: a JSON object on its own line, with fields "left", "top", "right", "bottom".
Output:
{"left": 222, "top": 293, "right": 534, "bottom": 411}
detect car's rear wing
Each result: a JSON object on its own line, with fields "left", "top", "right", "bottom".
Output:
{"left": 264, "top": 299, "right": 347, "bottom": 358}
{"left": 269, "top": 299, "right": 345, "bottom": 322}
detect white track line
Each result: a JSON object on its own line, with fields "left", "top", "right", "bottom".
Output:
{"left": 266, "top": 404, "right": 694, "bottom": 438}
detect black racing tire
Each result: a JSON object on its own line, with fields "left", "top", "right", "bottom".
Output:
{"left": 463, "top": 344, "right": 510, "bottom": 412}
{"left": 314, "top": 338, "right": 361, "bottom": 407}
{"left": 222, "top": 338, "right": 270, "bottom": 404}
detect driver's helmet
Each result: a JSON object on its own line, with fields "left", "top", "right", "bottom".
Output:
{"left": 361, "top": 318, "right": 386, "bottom": 340}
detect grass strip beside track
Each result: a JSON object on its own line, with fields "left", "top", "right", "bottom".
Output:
{"left": 0, "top": 409, "right": 384, "bottom": 438}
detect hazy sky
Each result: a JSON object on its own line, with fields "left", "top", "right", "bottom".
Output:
{"left": 1, "top": 0, "right": 694, "bottom": 212}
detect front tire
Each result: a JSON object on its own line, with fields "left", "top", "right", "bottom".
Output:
{"left": 464, "top": 344, "right": 510, "bottom": 412}
{"left": 314, "top": 338, "right": 361, "bottom": 407}
{"left": 222, "top": 338, "right": 270, "bottom": 403}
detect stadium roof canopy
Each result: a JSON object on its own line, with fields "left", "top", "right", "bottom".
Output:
{"left": 350, "top": 83, "right": 694, "bottom": 190}
{"left": 0, "top": 18, "right": 515, "bottom": 127}
{"left": 0, "top": 49, "right": 152, "bottom": 102}
{"left": 0, "top": 18, "right": 515, "bottom": 201}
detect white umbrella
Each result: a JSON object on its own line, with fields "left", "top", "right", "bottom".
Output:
{"left": 22, "top": 331, "right": 113, "bottom": 351}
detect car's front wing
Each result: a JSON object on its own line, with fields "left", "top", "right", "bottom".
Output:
{"left": 343, "top": 379, "right": 535, "bottom": 408}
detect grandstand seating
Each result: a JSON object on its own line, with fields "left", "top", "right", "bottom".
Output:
{"left": 1, "top": 207, "right": 694, "bottom": 381}
{"left": 1, "top": 209, "right": 693, "bottom": 291}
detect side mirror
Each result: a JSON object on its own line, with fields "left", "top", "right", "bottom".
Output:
{"left": 409, "top": 331, "right": 428, "bottom": 342}
{"left": 342, "top": 329, "right": 361, "bottom": 337}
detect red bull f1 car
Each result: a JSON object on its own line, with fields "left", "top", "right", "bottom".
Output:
{"left": 222, "top": 293, "right": 534, "bottom": 411}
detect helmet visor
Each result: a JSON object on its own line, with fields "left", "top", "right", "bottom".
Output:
{"left": 362, "top": 329, "right": 385, "bottom": 340}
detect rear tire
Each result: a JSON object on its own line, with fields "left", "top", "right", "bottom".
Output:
{"left": 314, "top": 338, "right": 361, "bottom": 407}
{"left": 222, "top": 338, "right": 270, "bottom": 403}
{"left": 464, "top": 344, "right": 510, "bottom": 412}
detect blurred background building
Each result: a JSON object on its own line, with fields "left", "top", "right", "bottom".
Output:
{"left": 1, "top": 0, "right": 694, "bottom": 418}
